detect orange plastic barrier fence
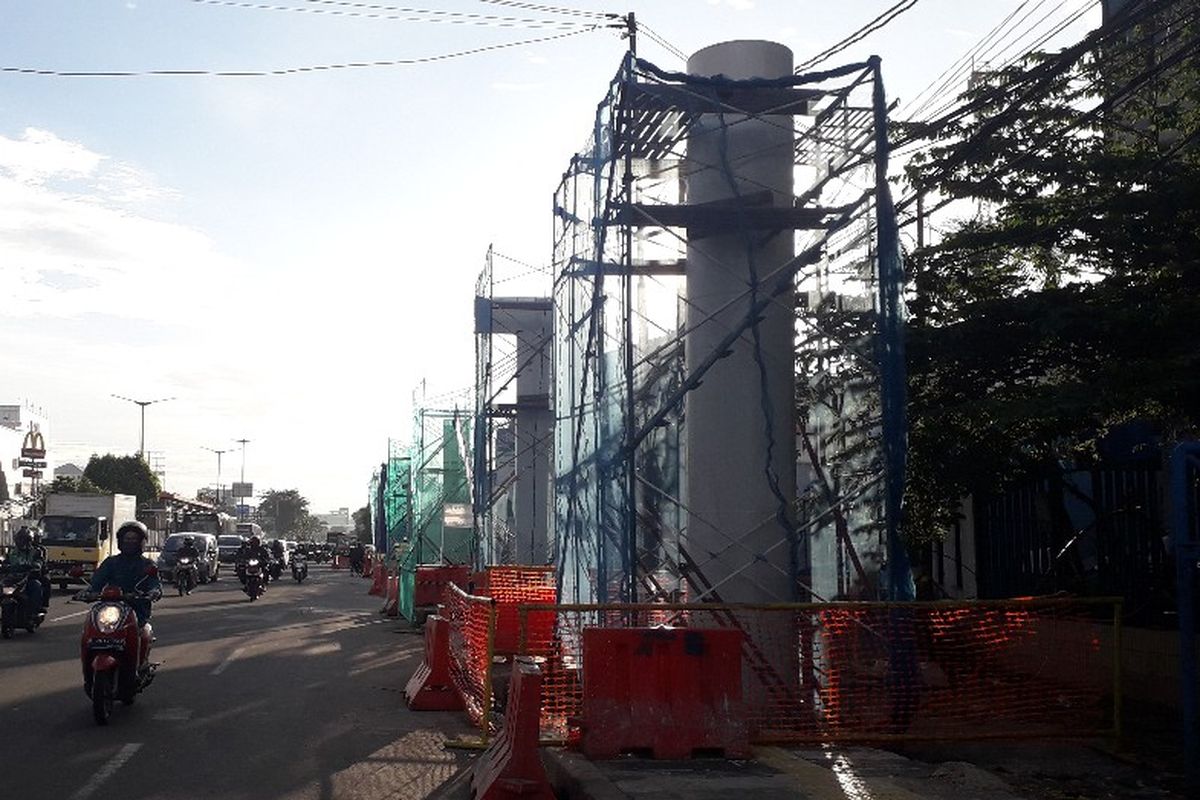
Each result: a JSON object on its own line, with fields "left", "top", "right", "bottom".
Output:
{"left": 444, "top": 583, "right": 496, "bottom": 741}
{"left": 483, "top": 566, "right": 556, "bottom": 656}
{"left": 518, "top": 598, "right": 1122, "bottom": 744}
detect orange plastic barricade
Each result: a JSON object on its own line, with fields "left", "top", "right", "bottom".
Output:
{"left": 581, "top": 627, "right": 750, "bottom": 759}
{"left": 382, "top": 572, "right": 399, "bottom": 617}
{"left": 404, "top": 615, "right": 464, "bottom": 711}
{"left": 471, "top": 658, "right": 554, "bottom": 800}
{"left": 368, "top": 563, "right": 387, "bottom": 596}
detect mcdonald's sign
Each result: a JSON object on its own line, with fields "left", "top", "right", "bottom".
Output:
{"left": 21, "top": 427, "right": 46, "bottom": 460}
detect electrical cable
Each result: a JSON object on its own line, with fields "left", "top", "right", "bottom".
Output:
{"left": 795, "top": 0, "right": 921, "bottom": 74}
{"left": 0, "top": 25, "right": 601, "bottom": 77}
{"left": 190, "top": 0, "right": 596, "bottom": 27}
{"left": 475, "top": 0, "right": 613, "bottom": 20}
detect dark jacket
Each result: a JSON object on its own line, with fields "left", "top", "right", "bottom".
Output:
{"left": 89, "top": 552, "right": 161, "bottom": 624}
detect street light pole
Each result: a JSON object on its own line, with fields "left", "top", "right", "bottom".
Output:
{"left": 202, "top": 447, "right": 231, "bottom": 508}
{"left": 112, "top": 395, "right": 176, "bottom": 459}
{"left": 235, "top": 438, "right": 250, "bottom": 483}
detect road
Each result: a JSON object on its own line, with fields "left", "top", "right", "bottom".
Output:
{"left": 0, "top": 564, "right": 474, "bottom": 800}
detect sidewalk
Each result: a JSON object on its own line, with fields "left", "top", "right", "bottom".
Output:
{"left": 539, "top": 740, "right": 1186, "bottom": 800}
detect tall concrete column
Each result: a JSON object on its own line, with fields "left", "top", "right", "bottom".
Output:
{"left": 684, "top": 41, "right": 798, "bottom": 603}
{"left": 491, "top": 300, "right": 554, "bottom": 565}
{"left": 514, "top": 313, "right": 553, "bottom": 564}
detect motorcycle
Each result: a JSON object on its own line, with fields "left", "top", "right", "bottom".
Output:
{"left": 268, "top": 557, "right": 283, "bottom": 582}
{"left": 0, "top": 567, "right": 46, "bottom": 638}
{"left": 175, "top": 556, "right": 197, "bottom": 597}
{"left": 76, "top": 581, "right": 161, "bottom": 725}
{"left": 291, "top": 553, "right": 308, "bottom": 583}
{"left": 242, "top": 558, "right": 265, "bottom": 601}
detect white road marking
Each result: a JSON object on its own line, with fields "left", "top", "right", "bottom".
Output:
{"left": 69, "top": 742, "right": 142, "bottom": 800}
{"left": 153, "top": 707, "right": 193, "bottom": 722}
{"left": 50, "top": 609, "right": 90, "bottom": 623}
{"left": 210, "top": 646, "right": 246, "bottom": 676}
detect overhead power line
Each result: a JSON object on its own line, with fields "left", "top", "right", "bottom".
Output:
{"left": 189, "top": 0, "right": 596, "bottom": 28}
{"left": 0, "top": 25, "right": 600, "bottom": 77}
{"left": 475, "top": 0, "right": 613, "bottom": 19}
{"left": 795, "top": 0, "right": 922, "bottom": 73}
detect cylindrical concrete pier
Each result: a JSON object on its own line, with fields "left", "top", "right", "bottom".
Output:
{"left": 684, "top": 40, "right": 798, "bottom": 603}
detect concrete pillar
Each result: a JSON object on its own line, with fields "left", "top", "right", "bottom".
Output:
{"left": 514, "top": 314, "right": 553, "bottom": 564}
{"left": 684, "top": 41, "right": 798, "bottom": 603}
{"left": 491, "top": 301, "right": 554, "bottom": 565}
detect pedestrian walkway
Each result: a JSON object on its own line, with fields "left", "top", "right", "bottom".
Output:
{"left": 542, "top": 746, "right": 1029, "bottom": 800}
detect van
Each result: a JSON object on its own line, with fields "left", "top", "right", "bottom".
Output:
{"left": 156, "top": 532, "right": 220, "bottom": 584}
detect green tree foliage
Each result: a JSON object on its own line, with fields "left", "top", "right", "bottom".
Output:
{"left": 902, "top": 2, "right": 1200, "bottom": 540}
{"left": 48, "top": 475, "right": 101, "bottom": 494}
{"left": 352, "top": 505, "right": 372, "bottom": 544}
{"left": 258, "top": 489, "right": 310, "bottom": 536}
{"left": 83, "top": 454, "right": 161, "bottom": 508}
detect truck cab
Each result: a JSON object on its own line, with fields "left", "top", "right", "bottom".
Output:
{"left": 40, "top": 514, "right": 113, "bottom": 591}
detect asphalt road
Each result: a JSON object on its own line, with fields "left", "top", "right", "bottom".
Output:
{"left": 0, "top": 564, "right": 474, "bottom": 800}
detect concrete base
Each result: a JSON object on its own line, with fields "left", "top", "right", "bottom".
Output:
{"left": 543, "top": 746, "right": 1032, "bottom": 800}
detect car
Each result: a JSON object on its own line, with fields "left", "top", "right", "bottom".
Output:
{"left": 218, "top": 535, "right": 246, "bottom": 564}
{"left": 156, "top": 532, "right": 220, "bottom": 584}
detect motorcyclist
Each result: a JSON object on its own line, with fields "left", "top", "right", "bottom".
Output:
{"left": 236, "top": 535, "right": 271, "bottom": 586}
{"left": 175, "top": 535, "right": 200, "bottom": 594}
{"left": 3, "top": 527, "right": 47, "bottom": 612}
{"left": 85, "top": 521, "right": 162, "bottom": 626}
{"left": 349, "top": 541, "right": 365, "bottom": 576}
{"left": 269, "top": 538, "right": 286, "bottom": 578}
{"left": 177, "top": 535, "right": 200, "bottom": 563}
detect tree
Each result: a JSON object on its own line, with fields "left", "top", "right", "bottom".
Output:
{"left": 901, "top": 4, "right": 1200, "bottom": 541}
{"left": 258, "top": 489, "right": 310, "bottom": 536}
{"left": 352, "top": 505, "right": 372, "bottom": 544}
{"left": 48, "top": 475, "right": 100, "bottom": 494}
{"left": 84, "top": 454, "right": 161, "bottom": 508}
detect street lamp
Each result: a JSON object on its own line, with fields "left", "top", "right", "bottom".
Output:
{"left": 234, "top": 438, "right": 250, "bottom": 519}
{"left": 111, "top": 395, "right": 176, "bottom": 459}
{"left": 234, "top": 438, "right": 250, "bottom": 483}
{"left": 202, "top": 446, "right": 231, "bottom": 507}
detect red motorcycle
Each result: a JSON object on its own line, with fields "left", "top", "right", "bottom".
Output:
{"left": 76, "top": 580, "right": 161, "bottom": 725}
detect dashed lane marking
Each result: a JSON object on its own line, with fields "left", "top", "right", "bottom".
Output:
{"left": 69, "top": 743, "right": 142, "bottom": 800}
{"left": 50, "top": 609, "right": 90, "bottom": 623}
{"left": 210, "top": 646, "right": 246, "bottom": 676}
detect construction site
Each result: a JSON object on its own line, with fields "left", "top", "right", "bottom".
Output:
{"left": 352, "top": 8, "right": 1198, "bottom": 797}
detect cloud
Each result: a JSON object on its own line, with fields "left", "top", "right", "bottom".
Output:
{"left": 0, "top": 128, "right": 237, "bottom": 324}
{"left": 707, "top": 0, "right": 756, "bottom": 9}
{"left": 0, "top": 128, "right": 104, "bottom": 185}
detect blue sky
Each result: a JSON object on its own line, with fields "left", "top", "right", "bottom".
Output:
{"left": 0, "top": 0, "right": 1098, "bottom": 511}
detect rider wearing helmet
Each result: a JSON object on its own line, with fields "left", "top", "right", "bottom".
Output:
{"left": 87, "top": 521, "right": 162, "bottom": 626}
{"left": 235, "top": 535, "right": 271, "bottom": 585}
{"left": 176, "top": 535, "right": 200, "bottom": 563}
{"left": 4, "top": 527, "right": 47, "bottom": 611}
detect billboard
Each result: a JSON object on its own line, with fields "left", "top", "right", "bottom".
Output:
{"left": 232, "top": 482, "right": 253, "bottom": 499}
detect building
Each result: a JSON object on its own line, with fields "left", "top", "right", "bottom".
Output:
{"left": 54, "top": 462, "right": 84, "bottom": 479}
{"left": 316, "top": 508, "right": 351, "bottom": 534}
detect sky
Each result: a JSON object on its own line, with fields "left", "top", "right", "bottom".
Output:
{"left": 0, "top": 0, "right": 1099, "bottom": 512}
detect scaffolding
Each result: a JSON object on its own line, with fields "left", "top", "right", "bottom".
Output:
{"left": 550, "top": 45, "right": 912, "bottom": 605}
{"left": 474, "top": 246, "right": 556, "bottom": 568}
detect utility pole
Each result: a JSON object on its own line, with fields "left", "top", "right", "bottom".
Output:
{"left": 622, "top": 10, "right": 638, "bottom": 604}
{"left": 234, "top": 438, "right": 250, "bottom": 520}
{"left": 112, "top": 395, "right": 176, "bottom": 459}
{"left": 202, "top": 446, "right": 231, "bottom": 508}
{"left": 235, "top": 438, "right": 250, "bottom": 483}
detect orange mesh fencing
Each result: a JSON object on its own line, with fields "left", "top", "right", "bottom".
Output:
{"left": 483, "top": 566, "right": 557, "bottom": 656}
{"left": 443, "top": 583, "right": 496, "bottom": 739}
{"left": 517, "top": 598, "right": 1121, "bottom": 744}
